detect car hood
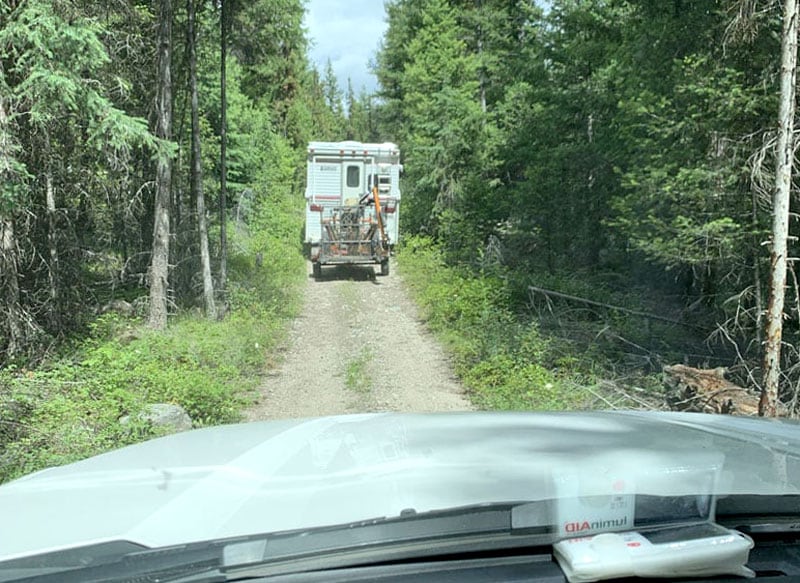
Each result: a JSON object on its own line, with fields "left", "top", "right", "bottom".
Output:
{"left": 2, "top": 411, "right": 800, "bottom": 561}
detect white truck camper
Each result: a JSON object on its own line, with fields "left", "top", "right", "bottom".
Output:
{"left": 304, "top": 141, "right": 402, "bottom": 278}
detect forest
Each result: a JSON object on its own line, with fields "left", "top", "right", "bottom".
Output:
{"left": 0, "top": 0, "right": 799, "bottom": 478}
{"left": 0, "top": 0, "right": 368, "bottom": 479}
{"left": 375, "top": 0, "right": 800, "bottom": 416}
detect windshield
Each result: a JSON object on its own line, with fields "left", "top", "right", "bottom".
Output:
{"left": 2, "top": 0, "right": 800, "bottom": 580}
{"left": 2, "top": 412, "right": 800, "bottom": 564}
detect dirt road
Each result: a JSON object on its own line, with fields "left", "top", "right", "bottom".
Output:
{"left": 245, "top": 260, "right": 472, "bottom": 420}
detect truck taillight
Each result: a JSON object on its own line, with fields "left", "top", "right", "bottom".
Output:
{"left": 385, "top": 206, "right": 396, "bottom": 214}
{"left": 310, "top": 204, "right": 323, "bottom": 212}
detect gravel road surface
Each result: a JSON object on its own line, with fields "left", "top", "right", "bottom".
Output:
{"left": 245, "top": 260, "right": 472, "bottom": 420}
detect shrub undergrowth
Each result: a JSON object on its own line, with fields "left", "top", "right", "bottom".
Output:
{"left": 0, "top": 140, "right": 306, "bottom": 483}
{"left": 397, "top": 236, "right": 592, "bottom": 411}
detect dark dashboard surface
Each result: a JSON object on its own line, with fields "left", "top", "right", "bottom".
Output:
{"left": 254, "top": 535, "right": 800, "bottom": 583}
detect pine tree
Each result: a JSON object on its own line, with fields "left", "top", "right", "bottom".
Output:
{"left": 148, "top": 0, "right": 174, "bottom": 330}
{"left": 0, "top": 0, "right": 162, "bottom": 348}
{"left": 187, "top": 0, "right": 217, "bottom": 320}
{"left": 322, "top": 60, "right": 345, "bottom": 136}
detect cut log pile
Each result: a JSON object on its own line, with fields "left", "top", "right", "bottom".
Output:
{"left": 663, "top": 364, "right": 761, "bottom": 416}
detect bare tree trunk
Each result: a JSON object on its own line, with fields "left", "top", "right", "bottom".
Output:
{"left": 0, "top": 216, "right": 23, "bottom": 359}
{"left": 753, "top": 189, "right": 764, "bottom": 348}
{"left": 188, "top": 0, "right": 217, "bottom": 319}
{"left": 147, "top": 0, "right": 174, "bottom": 330}
{"left": 219, "top": 0, "right": 229, "bottom": 295}
{"left": 761, "top": 0, "right": 798, "bottom": 416}
{"left": 476, "top": 0, "right": 487, "bottom": 113}
{"left": 45, "top": 147, "right": 60, "bottom": 331}
{"left": 0, "top": 61, "right": 24, "bottom": 360}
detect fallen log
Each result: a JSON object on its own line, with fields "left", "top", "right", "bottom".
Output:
{"left": 527, "top": 285, "right": 701, "bottom": 330}
{"left": 663, "top": 364, "right": 760, "bottom": 415}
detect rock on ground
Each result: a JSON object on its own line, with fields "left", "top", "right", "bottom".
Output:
{"left": 121, "top": 403, "right": 193, "bottom": 432}
{"left": 245, "top": 259, "right": 472, "bottom": 421}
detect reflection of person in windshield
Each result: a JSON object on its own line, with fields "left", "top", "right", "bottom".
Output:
{"left": 360, "top": 176, "right": 375, "bottom": 205}
{"left": 359, "top": 190, "right": 374, "bottom": 205}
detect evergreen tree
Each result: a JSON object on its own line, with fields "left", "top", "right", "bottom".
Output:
{"left": 345, "top": 79, "right": 374, "bottom": 141}
{"left": 187, "top": 0, "right": 217, "bottom": 320}
{"left": 321, "top": 60, "right": 346, "bottom": 136}
{"left": 0, "top": 0, "right": 162, "bottom": 346}
{"left": 148, "top": 0, "right": 174, "bottom": 330}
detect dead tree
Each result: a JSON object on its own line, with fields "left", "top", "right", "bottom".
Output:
{"left": 761, "top": 0, "right": 798, "bottom": 416}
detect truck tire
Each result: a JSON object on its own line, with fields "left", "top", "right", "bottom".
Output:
{"left": 380, "top": 260, "right": 390, "bottom": 276}
{"left": 313, "top": 262, "right": 322, "bottom": 279}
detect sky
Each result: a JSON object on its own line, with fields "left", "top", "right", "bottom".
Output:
{"left": 304, "top": 0, "right": 388, "bottom": 95}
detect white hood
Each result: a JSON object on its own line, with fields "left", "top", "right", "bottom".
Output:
{"left": 2, "top": 411, "right": 800, "bottom": 561}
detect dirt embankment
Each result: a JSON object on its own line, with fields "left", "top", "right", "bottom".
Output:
{"left": 245, "top": 260, "right": 472, "bottom": 420}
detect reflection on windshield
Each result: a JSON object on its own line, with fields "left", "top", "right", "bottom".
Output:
{"left": 3, "top": 411, "right": 799, "bottom": 564}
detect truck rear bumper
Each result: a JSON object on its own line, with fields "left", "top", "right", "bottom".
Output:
{"left": 313, "top": 241, "right": 388, "bottom": 265}
{"left": 318, "top": 256, "right": 384, "bottom": 265}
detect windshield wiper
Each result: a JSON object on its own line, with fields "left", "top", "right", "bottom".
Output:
{"left": 0, "top": 502, "right": 551, "bottom": 583}
{"left": 0, "top": 540, "right": 225, "bottom": 583}
{"left": 8, "top": 495, "right": 800, "bottom": 583}
{"left": 219, "top": 502, "right": 553, "bottom": 581}
{"left": 0, "top": 542, "right": 147, "bottom": 583}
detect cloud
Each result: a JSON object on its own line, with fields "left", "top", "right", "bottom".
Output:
{"left": 305, "top": 0, "right": 388, "bottom": 93}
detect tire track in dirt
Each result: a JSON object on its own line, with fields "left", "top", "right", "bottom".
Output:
{"left": 245, "top": 259, "right": 472, "bottom": 420}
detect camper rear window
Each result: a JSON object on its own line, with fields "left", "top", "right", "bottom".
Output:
{"left": 346, "top": 166, "right": 360, "bottom": 187}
